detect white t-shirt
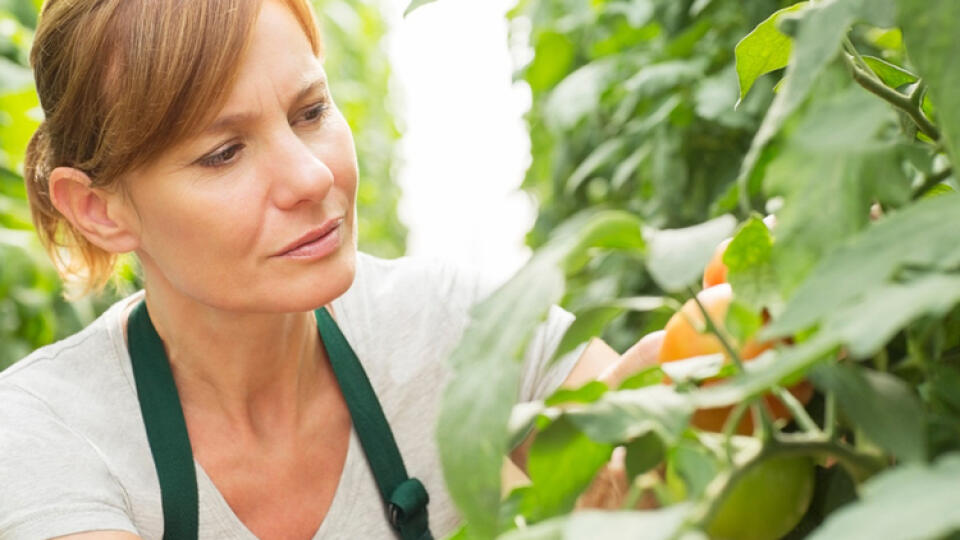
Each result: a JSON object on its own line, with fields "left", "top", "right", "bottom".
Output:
{"left": 0, "top": 251, "right": 586, "bottom": 539}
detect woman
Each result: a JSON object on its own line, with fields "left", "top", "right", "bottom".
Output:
{"left": 0, "top": 0, "right": 663, "bottom": 538}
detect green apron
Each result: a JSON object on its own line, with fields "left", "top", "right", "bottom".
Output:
{"left": 126, "top": 299, "right": 433, "bottom": 540}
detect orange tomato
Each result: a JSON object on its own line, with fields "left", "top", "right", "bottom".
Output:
{"left": 659, "top": 283, "right": 813, "bottom": 434}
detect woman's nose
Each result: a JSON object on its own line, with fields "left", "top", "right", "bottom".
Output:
{"left": 266, "top": 130, "right": 335, "bottom": 209}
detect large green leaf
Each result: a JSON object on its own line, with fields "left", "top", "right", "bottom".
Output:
{"left": 763, "top": 87, "right": 911, "bottom": 300}
{"left": 437, "top": 209, "right": 645, "bottom": 537}
{"left": 644, "top": 215, "right": 737, "bottom": 293}
{"left": 734, "top": 2, "right": 809, "bottom": 106}
{"left": 810, "top": 364, "right": 926, "bottom": 463}
{"left": 898, "top": 0, "right": 960, "bottom": 171}
{"left": 724, "top": 216, "right": 778, "bottom": 312}
{"left": 762, "top": 192, "right": 960, "bottom": 339}
{"left": 564, "top": 385, "right": 693, "bottom": 445}
{"left": 735, "top": 0, "right": 895, "bottom": 211}
{"left": 809, "top": 453, "right": 960, "bottom": 540}
{"left": 519, "top": 416, "right": 614, "bottom": 523}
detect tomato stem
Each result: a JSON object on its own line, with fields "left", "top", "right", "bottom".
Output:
{"left": 772, "top": 385, "right": 821, "bottom": 435}
{"left": 824, "top": 390, "right": 837, "bottom": 440}
{"left": 686, "top": 286, "right": 745, "bottom": 372}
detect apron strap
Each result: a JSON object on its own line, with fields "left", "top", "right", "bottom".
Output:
{"left": 127, "top": 299, "right": 199, "bottom": 540}
{"left": 127, "top": 299, "right": 433, "bottom": 540}
{"left": 315, "top": 306, "right": 433, "bottom": 540}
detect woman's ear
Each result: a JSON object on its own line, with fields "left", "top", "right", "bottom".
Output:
{"left": 48, "top": 166, "right": 140, "bottom": 254}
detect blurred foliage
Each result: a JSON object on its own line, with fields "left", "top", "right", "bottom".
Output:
{"left": 0, "top": 0, "right": 406, "bottom": 370}
{"left": 506, "top": 0, "right": 806, "bottom": 354}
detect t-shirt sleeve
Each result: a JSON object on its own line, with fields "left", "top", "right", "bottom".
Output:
{"left": 0, "top": 383, "right": 139, "bottom": 540}
{"left": 434, "top": 256, "right": 587, "bottom": 404}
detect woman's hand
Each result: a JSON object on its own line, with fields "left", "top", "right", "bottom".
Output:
{"left": 597, "top": 330, "right": 665, "bottom": 389}
{"left": 575, "top": 331, "right": 665, "bottom": 510}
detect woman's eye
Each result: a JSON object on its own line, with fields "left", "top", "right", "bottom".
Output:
{"left": 299, "top": 102, "right": 329, "bottom": 124}
{"left": 199, "top": 143, "right": 243, "bottom": 168}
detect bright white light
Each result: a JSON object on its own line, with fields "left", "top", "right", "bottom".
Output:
{"left": 383, "top": 0, "right": 536, "bottom": 286}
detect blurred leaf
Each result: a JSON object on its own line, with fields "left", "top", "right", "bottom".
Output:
{"left": 808, "top": 453, "right": 960, "bottom": 540}
{"left": 810, "top": 364, "right": 926, "bottom": 463}
{"left": 564, "top": 385, "right": 693, "bottom": 445}
{"left": 736, "top": 0, "right": 890, "bottom": 210}
{"left": 618, "top": 366, "right": 665, "bottom": 390}
{"left": 763, "top": 87, "right": 911, "bottom": 300}
{"left": 624, "top": 432, "right": 664, "bottom": 480}
{"left": 734, "top": 2, "right": 809, "bottom": 106}
{"left": 521, "top": 416, "right": 613, "bottom": 522}
{"left": 724, "top": 215, "right": 779, "bottom": 312}
{"left": 438, "top": 209, "right": 644, "bottom": 537}
{"left": 898, "top": 0, "right": 960, "bottom": 171}
{"left": 762, "top": 193, "right": 960, "bottom": 339}
{"left": 545, "top": 381, "right": 609, "bottom": 407}
{"left": 644, "top": 215, "right": 736, "bottom": 293}
{"left": 545, "top": 59, "right": 617, "bottom": 131}
{"left": 499, "top": 504, "right": 694, "bottom": 540}
{"left": 403, "top": 0, "right": 438, "bottom": 17}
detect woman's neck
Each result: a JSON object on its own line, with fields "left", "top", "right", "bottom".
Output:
{"left": 122, "top": 282, "right": 338, "bottom": 445}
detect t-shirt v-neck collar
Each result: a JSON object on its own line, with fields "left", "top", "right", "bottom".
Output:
{"left": 109, "top": 290, "right": 361, "bottom": 539}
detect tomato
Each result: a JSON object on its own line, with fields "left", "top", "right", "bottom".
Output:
{"left": 702, "top": 238, "right": 732, "bottom": 289}
{"left": 706, "top": 455, "right": 815, "bottom": 540}
{"left": 658, "top": 283, "right": 814, "bottom": 434}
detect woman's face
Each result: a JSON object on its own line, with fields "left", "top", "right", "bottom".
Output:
{"left": 119, "top": 0, "right": 358, "bottom": 313}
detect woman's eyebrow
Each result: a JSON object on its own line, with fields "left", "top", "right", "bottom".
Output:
{"left": 199, "top": 77, "right": 328, "bottom": 139}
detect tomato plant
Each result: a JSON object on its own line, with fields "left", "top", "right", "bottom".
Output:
{"left": 405, "top": 0, "right": 960, "bottom": 538}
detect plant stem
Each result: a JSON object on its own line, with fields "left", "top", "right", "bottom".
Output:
{"left": 914, "top": 167, "right": 954, "bottom": 199}
{"left": 686, "top": 286, "right": 746, "bottom": 372}
{"left": 772, "top": 385, "right": 821, "bottom": 435}
{"left": 843, "top": 54, "right": 941, "bottom": 141}
{"left": 772, "top": 433, "right": 886, "bottom": 483}
{"left": 824, "top": 390, "right": 837, "bottom": 440}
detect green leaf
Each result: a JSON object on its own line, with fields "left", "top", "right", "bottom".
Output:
{"left": 898, "top": 0, "right": 960, "bottom": 173}
{"left": 526, "top": 32, "right": 577, "bottom": 94}
{"left": 762, "top": 87, "right": 911, "bottom": 300}
{"left": 724, "top": 216, "right": 779, "bottom": 312}
{"left": 736, "top": 0, "right": 879, "bottom": 212}
{"left": 565, "top": 138, "right": 626, "bottom": 196}
{"left": 624, "top": 432, "right": 664, "bottom": 480}
{"left": 762, "top": 193, "right": 960, "bottom": 340}
{"left": 618, "top": 366, "right": 666, "bottom": 390}
{"left": 808, "top": 453, "right": 960, "bottom": 540}
{"left": 644, "top": 215, "right": 737, "bottom": 293}
{"left": 498, "top": 505, "right": 694, "bottom": 540}
{"left": 545, "top": 381, "right": 609, "bottom": 407}
{"left": 564, "top": 385, "right": 693, "bottom": 445}
{"left": 810, "top": 364, "right": 926, "bottom": 463}
{"left": 668, "top": 438, "right": 720, "bottom": 499}
{"left": 403, "top": 0, "right": 438, "bottom": 16}
{"left": 860, "top": 55, "right": 918, "bottom": 89}
{"left": 545, "top": 59, "right": 617, "bottom": 131}
{"left": 734, "top": 2, "right": 810, "bottom": 106}
{"left": 556, "top": 296, "right": 667, "bottom": 359}
{"left": 520, "top": 416, "right": 614, "bottom": 523}
{"left": 438, "top": 209, "right": 645, "bottom": 537}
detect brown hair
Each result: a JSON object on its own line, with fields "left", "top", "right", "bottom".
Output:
{"left": 23, "top": 0, "right": 324, "bottom": 299}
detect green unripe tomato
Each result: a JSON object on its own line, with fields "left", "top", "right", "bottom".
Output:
{"left": 706, "top": 455, "right": 815, "bottom": 540}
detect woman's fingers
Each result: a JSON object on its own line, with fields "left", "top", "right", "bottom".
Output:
{"left": 599, "top": 330, "right": 665, "bottom": 388}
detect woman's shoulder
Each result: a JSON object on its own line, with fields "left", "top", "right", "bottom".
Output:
{"left": 0, "top": 292, "right": 141, "bottom": 433}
